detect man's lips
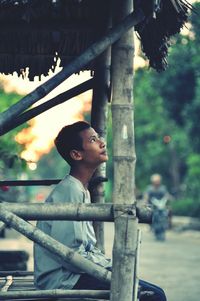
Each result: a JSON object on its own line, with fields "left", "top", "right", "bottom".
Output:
{"left": 100, "top": 150, "right": 107, "bottom": 155}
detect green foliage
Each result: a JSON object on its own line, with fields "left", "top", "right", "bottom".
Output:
{"left": 134, "top": 67, "right": 188, "bottom": 193}
{"left": 171, "top": 198, "right": 200, "bottom": 217}
{"left": 0, "top": 89, "right": 27, "bottom": 176}
{"left": 0, "top": 88, "right": 29, "bottom": 202}
{"left": 33, "top": 147, "right": 70, "bottom": 179}
{"left": 134, "top": 2, "right": 200, "bottom": 216}
{"left": 185, "top": 154, "right": 200, "bottom": 200}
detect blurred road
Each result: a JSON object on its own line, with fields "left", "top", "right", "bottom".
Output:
{"left": 1, "top": 222, "right": 200, "bottom": 301}
{"left": 105, "top": 223, "right": 200, "bottom": 301}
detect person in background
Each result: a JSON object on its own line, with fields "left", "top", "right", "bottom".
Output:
{"left": 143, "top": 174, "right": 170, "bottom": 205}
{"left": 143, "top": 174, "right": 172, "bottom": 228}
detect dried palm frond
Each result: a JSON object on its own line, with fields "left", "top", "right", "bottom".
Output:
{"left": 135, "top": 0, "right": 194, "bottom": 71}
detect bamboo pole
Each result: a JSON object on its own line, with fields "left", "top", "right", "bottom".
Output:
{"left": 0, "top": 207, "right": 111, "bottom": 284}
{"left": 0, "top": 9, "right": 144, "bottom": 135}
{"left": 0, "top": 289, "right": 109, "bottom": 300}
{"left": 90, "top": 48, "right": 111, "bottom": 253}
{"left": 133, "top": 229, "right": 142, "bottom": 301}
{"left": 110, "top": 0, "right": 138, "bottom": 300}
{"left": 1, "top": 79, "right": 93, "bottom": 135}
{"left": 0, "top": 203, "right": 152, "bottom": 223}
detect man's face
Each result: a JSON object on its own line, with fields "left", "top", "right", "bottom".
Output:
{"left": 152, "top": 177, "right": 161, "bottom": 187}
{"left": 78, "top": 127, "right": 108, "bottom": 167}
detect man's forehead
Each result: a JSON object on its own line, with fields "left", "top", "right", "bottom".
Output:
{"left": 79, "top": 127, "right": 97, "bottom": 138}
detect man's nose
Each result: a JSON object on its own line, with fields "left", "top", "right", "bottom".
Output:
{"left": 99, "top": 137, "right": 106, "bottom": 148}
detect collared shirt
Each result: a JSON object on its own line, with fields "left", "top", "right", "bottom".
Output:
{"left": 34, "top": 175, "right": 111, "bottom": 289}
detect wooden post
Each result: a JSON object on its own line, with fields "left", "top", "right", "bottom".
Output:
{"left": 110, "top": 0, "right": 137, "bottom": 300}
{"left": 90, "top": 47, "right": 111, "bottom": 253}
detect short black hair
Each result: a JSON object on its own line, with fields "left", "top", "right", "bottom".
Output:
{"left": 54, "top": 121, "right": 91, "bottom": 165}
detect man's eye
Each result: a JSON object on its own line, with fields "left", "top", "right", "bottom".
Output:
{"left": 91, "top": 137, "right": 96, "bottom": 143}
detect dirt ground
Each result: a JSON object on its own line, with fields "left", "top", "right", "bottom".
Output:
{"left": 104, "top": 223, "right": 200, "bottom": 301}
{"left": 1, "top": 221, "right": 200, "bottom": 301}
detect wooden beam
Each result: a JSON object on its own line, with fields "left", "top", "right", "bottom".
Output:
{"left": 0, "top": 203, "right": 152, "bottom": 223}
{"left": 0, "top": 206, "right": 111, "bottom": 284}
{"left": 1, "top": 79, "right": 93, "bottom": 135}
{"left": 0, "top": 9, "right": 144, "bottom": 136}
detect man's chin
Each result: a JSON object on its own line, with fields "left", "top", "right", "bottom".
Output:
{"left": 100, "top": 155, "right": 108, "bottom": 162}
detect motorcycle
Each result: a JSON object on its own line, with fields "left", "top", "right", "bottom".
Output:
{"left": 151, "top": 197, "right": 169, "bottom": 241}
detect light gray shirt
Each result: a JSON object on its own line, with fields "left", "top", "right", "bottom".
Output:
{"left": 34, "top": 175, "right": 111, "bottom": 289}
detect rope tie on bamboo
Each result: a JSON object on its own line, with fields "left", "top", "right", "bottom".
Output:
{"left": 112, "top": 204, "right": 136, "bottom": 220}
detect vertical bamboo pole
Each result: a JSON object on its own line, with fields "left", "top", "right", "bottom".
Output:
{"left": 90, "top": 48, "right": 111, "bottom": 253}
{"left": 110, "top": 0, "right": 138, "bottom": 300}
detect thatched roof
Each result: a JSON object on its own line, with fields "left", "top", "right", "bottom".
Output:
{"left": 135, "top": 0, "right": 193, "bottom": 71}
{"left": 0, "top": 0, "right": 192, "bottom": 80}
{"left": 0, "top": 0, "right": 109, "bottom": 80}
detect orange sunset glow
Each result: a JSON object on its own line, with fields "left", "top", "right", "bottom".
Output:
{"left": 1, "top": 70, "right": 92, "bottom": 163}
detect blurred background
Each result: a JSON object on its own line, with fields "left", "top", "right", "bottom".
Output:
{"left": 1, "top": 2, "right": 200, "bottom": 218}
{"left": 0, "top": 2, "right": 200, "bottom": 301}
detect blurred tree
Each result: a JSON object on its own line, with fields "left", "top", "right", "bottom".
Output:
{"left": 0, "top": 87, "right": 28, "bottom": 202}
{"left": 134, "top": 2, "right": 200, "bottom": 216}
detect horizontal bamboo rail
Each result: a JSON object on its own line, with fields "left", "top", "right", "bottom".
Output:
{"left": 0, "top": 289, "right": 109, "bottom": 300}
{"left": 0, "top": 207, "right": 112, "bottom": 284}
{"left": 0, "top": 202, "right": 152, "bottom": 223}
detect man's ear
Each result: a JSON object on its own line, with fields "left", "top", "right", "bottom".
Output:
{"left": 70, "top": 149, "right": 83, "bottom": 161}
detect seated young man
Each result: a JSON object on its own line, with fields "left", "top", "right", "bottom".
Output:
{"left": 34, "top": 121, "right": 166, "bottom": 301}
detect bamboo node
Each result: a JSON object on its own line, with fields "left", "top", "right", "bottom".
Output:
{"left": 112, "top": 204, "right": 136, "bottom": 219}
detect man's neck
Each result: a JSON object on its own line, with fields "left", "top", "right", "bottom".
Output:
{"left": 70, "top": 165, "right": 96, "bottom": 189}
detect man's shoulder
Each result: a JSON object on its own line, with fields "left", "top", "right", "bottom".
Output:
{"left": 46, "top": 175, "right": 84, "bottom": 204}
